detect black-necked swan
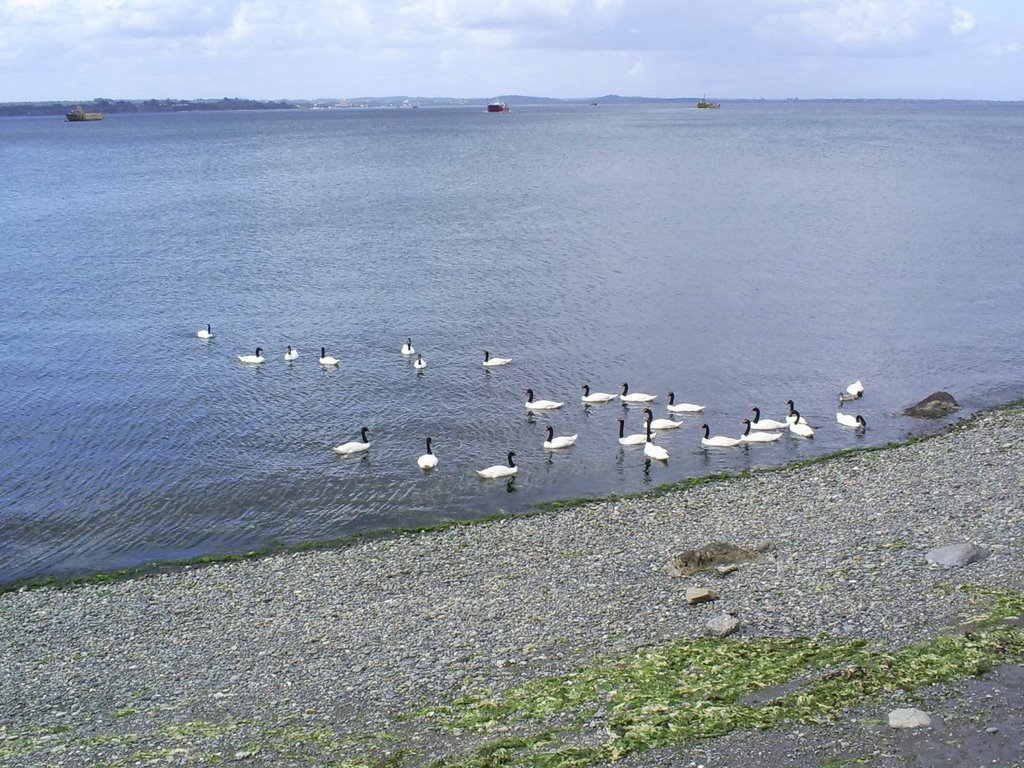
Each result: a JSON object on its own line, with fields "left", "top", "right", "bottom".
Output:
{"left": 643, "top": 408, "right": 682, "bottom": 430}
{"left": 784, "top": 400, "right": 810, "bottom": 425}
{"left": 478, "top": 451, "right": 518, "bottom": 479}
{"left": 701, "top": 423, "right": 741, "bottom": 448}
{"left": 483, "top": 350, "right": 512, "bottom": 367}
{"left": 238, "top": 347, "right": 264, "bottom": 364}
{"left": 417, "top": 437, "right": 438, "bottom": 469}
{"left": 740, "top": 419, "right": 782, "bottom": 443}
{"left": 284, "top": 345, "right": 298, "bottom": 362}
{"left": 617, "top": 418, "right": 647, "bottom": 446}
{"left": 401, "top": 338, "right": 415, "bottom": 355}
{"left": 836, "top": 412, "right": 867, "bottom": 430}
{"left": 643, "top": 419, "right": 669, "bottom": 461}
{"left": 525, "top": 388, "right": 564, "bottom": 411}
{"left": 666, "top": 391, "right": 704, "bottom": 413}
{"left": 749, "top": 406, "right": 788, "bottom": 430}
{"left": 319, "top": 347, "right": 339, "bottom": 366}
{"left": 581, "top": 384, "right": 617, "bottom": 403}
{"left": 333, "top": 427, "right": 370, "bottom": 455}
{"left": 543, "top": 425, "right": 578, "bottom": 450}
{"left": 787, "top": 410, "right": 815, "bottom": 438}
{"left": 839, "top": 380, "right": 864, "bottom": 402}
{"left": 197, "top": 323, "right": 213, "bottom": 339}
{"left": 413, "top": 354, "right": 427, "bottom": 369}
{"left": 620, "top": 383, "right": 657, "bottom": 403}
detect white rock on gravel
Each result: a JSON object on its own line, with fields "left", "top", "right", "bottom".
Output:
{"left": 888, "top": 707, "right": 932, "bottom": 729}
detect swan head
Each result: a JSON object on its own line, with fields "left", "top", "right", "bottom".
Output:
{"left": 546, "top": 425, "right": 554, "bottom": 438}
{"left": 643, "top": 408, "right": 653, "bottom": 421}
{"left": 701, "top": 423, "right": 710, "bottom": 437}
{"left": 407, "top": 338, "right": 412, "bottom": 345}
{"left": 620, "top": 382, "right": 629, "bottom": 394}
{"left": 856, "top": 415, "right": 867, "bottom": 427}
{"left": 255, "top": 347, "right": 263, "bottom": 356}
{"left": 786, "top": 399, "right": 795, "bottom": 410}
{"left": 581, "top": 384, "right": 590, "bottom": 395}
{"left": 525, "top": 388, "right": 534, "bottom": 402}
{"left": 667, "top": 391, "right": 675, "bottom": 404}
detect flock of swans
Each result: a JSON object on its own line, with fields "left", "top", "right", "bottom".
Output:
{"left": 198, "top": 324, "right": 868, "bottom": 481}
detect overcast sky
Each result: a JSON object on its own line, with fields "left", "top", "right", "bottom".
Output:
{"left": 1, "top": 0, "right": 1021, "bottom": 102}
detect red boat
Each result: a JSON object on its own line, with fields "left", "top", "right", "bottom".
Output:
{"left": 487, "top": 100, "right": 510, "bottom": 113}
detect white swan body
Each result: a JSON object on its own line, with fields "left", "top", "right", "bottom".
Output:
{"left": 401, "top": 338, "right": 415, "bottom": 355}
{"left": 581, "top": 384, "right": 617, "bottom": 404}
{"left": 333, "top": 427, "right": 370, "bottom": 455}
{"left": 617, "top": 419, "right": 648, "bottom": 446}
{"left": 701, "top": 423, "right": 741, "bottom": 448}
{"left": 749, "top": 407, "right": 788, "bottom": 431}
{"left": 620, "top": 383, "right": 657, "bottom": 403}
{"left": 478, "top": 451, "right": 518, "bottom": 479}
{"left": 284, "top": 345, "right": 298, "bottom": 362}
{"left": 543, "top": 425, "right": 578, "bottom": 450}
{"left": 740, "top": 419, "right": 782, "bottom": 443}
{"left": 319, "top": 347, "right": 339, "bottom": 367}
{"left": 238, "top": 347, "right": 265, "bottom": 364}
{"left": 787, "top": 411, "right": 815, "bottom": 438}
{"left": 525, "top": 388, "right": 564, "bottom": 411}
{"left": 837, "top": 412, "right": 867, "bottom": 429}
{"left": 840, "top": 380, "right": 864, "bottom": 402}
{"left": 417, "top": 437, "right": 438, "bottom": 469}
{"left": 482, "top": 351, "right": 511, "bottom": 367}
{"left": 666, "top": 391, "right": 704, "bottom": 413}
{"left": 413, "top": 354, "right": 426, "bottom": 369}
{"left": 643, "top": 408, "right": 682, "bottom": 430}
{"left": 643, "top": 421, "right": 669, "bottom": 461}
{"left": 197, "top": 324, "right": 213, "bottom": 339}
{"left": 784, "top": 401, "right": 810, "bottom": 425}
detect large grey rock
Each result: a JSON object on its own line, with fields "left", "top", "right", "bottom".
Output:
{"left": 905, "top": 391, "right": 960, "bottom": 418}
{"left": 926, "top": 542, "right": 990, "bottom": 568}
{"left": 888, "top": 707, "right": 932, "bottom": 729}
{"left": 706, "top": 613, "right": 741, "bottom": 637}
{"left": 665, "top": 542, "right": 761, "bottom": 577}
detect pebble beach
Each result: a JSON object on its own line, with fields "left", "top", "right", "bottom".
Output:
{"left": 2, "top": 405, "right": 1023, "bottom": 767}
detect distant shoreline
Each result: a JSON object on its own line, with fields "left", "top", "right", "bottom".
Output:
{"left": 3, "top": 95, "right": 1021, "bottom": 118}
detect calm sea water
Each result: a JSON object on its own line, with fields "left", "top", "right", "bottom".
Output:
{"left": 2, "top": 101, "right": 1023, "bottom": 585}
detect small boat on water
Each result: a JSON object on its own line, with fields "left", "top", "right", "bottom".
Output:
{"left": 696, "top": 95, "right": 720, "bottom": 109}
{"left": 487, "top": 99, "right": 510, "bottom": 113}
{"left": 66, "top": 105, "right": 103, "bottom": 121}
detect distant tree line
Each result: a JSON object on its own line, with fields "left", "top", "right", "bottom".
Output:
{"left": 0, "top": 97, "right": 298, "bottom": 118}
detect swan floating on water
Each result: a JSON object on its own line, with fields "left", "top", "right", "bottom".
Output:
{"left": 284, "top": 345, "right": 298, "bottom": 362}
{"left": 701, "top": 424, "right": 741, "bottom": 448}
{"left": 238, "top": 347, "right": 264, "bottom": 364}
{"left": 477, "top": 451, "right": 518, "bottom": 479}
{"left": 620, "top": 383, "right": 657, "bottom": 403}
{"left": 333, "top": 427, "right": 370, "bottom": 455}
{"left": 581, "top": 384, "right": 617, "bottom": 403}
{"left": 840, "top": 380, "right": 865, "bottom": 402}
{"left": 784, "top": 400, "right": 810, "bottom": 425}
{"left": 740, "top": 419, "right": 783, "bottom": 443}
{"left": 483, "top": 350, "right": 511, "bottom": 367}
{"left": 643, "top": 420, "right": 669, "bottom": 461}
{"left": 401, "top": 338, "right": 415, "bottom": 355}
{"left": 836, "top": 412, "right": 867, "bottom": 430}
{"left": 643, "top": 408, "right": 682, "bottom": 430}
{"left": 525, "top": 388, "right": 564, "bottom": 411}
{"left": 749, "top": 406, "right": 788, "bottom": 431}
{"left": 787, "top": 410, "right": 815, "bottom": 438}
{"left": 666, "top": 391, "right": 704, "bottom": 413}
{"left": 417, "top": 437, "right": 438, "bottom": 469}
{"left": 319, "top": 347, "right": 339, "bottom": 366}
{"left": 197, "top": 324, "right": 213, "bottom": 339}
{"left": 543, "top": 425, "right": 578, "bottom": 450}
{"left": 413, "top": 354, "right": 426, "bottom": 369}
{"left": 617, "top": 418, "right": 648, "bottom": 446}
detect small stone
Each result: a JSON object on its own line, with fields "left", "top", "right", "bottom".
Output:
{"left": 986, "top": 726, "right": 999, "bottom": 734}
{"left": 706, "top": 613, "right": 741, "bottom": 637}
{"left": 888, "top": 708, "right": 932, "bottom": 729}
{"left": 686, "top": 587, "right": 718, "bottom": 605}
{"left": 716, "top": 564, "right": 739, "bottom": 576}
{"left": 926, "top": 543, "right": 990, "bottom": 568}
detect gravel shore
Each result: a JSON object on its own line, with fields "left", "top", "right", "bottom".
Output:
{"left": 2, "top": 406, "right": 1023, "bottom": 767}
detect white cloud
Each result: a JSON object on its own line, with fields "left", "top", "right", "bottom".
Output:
{"left": 950, "top": 6, "right": 976, "bottom": 34}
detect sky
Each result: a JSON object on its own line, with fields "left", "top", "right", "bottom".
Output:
{"left": 0, "top": 0, "right": 1021, "bottom": 102}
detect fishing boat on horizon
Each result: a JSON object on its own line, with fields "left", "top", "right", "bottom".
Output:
{"left": 487, "top": 99, "right": 510, "bottom": 113}
{"left": 66, "top": 105, "right": 104, "bottom": 121}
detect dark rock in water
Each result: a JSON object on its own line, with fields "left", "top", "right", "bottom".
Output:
{"left": 665, "top": 541, "right": 761, "bottom": 577}
{"left": 905, "top": 391, "right": 960, "bottom": 418}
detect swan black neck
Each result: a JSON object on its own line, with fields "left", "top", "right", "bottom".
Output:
{"left": 618, "top": 419, "right": 625, "bottom": 438}
{"left": 525, "top": 388, "right": 534, "bottom": 402}
{"left": 643, "top": 408, "right": 653, "bottom": 421}
{"left": 206, "top": 324, "right": 211, "bottom": 333}
{"left": 360, "top": 427, "right": 369, "bottom": 442}
{"left": 484, "top": 351, "right": 490, "bottom": 361}
{"left": 255, "top": 347, "right": 262, "bottom": 356}
{"left": 751, "top": 406, "right": 760, "bottom": 422}
{"left": 507, "top": 451, "right": 516, "bottom": 467}
{"left": 790, "top": 409, "right": 801, "bottom": 421}
{"left": 621, "top": 383, "right": 629, "bottom": 395}
{"left": 582, "top": 384, "right": 590, "bottom": 396}
{"left": 546, "top": 425, "right": 554, "bottom": 439}
{"left": 743, "top": 419, "right": 752, "bottom": 436}
{"left": 667, "top": 391, "right": 675, "bottom": 405}
{"left": 645, "top": 420, "right": 653, "bottom": 441}
{"left": 701, "top": 424, "right": 710, "bottom": 438}
{"left": 425, "top": 437, "right": 433, "bottom": 453}
{"left": 321, "top": 347, "right": 326, "bottom": 358}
